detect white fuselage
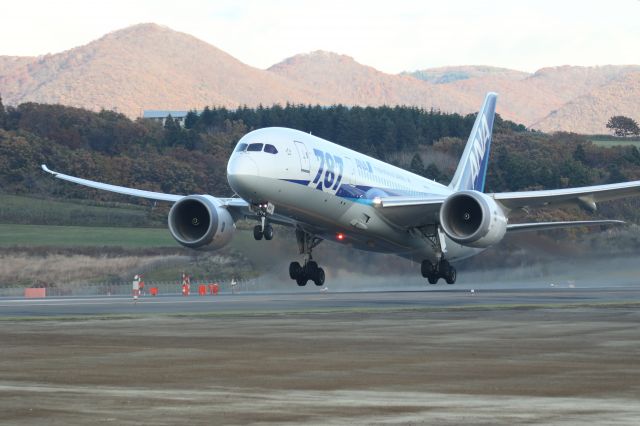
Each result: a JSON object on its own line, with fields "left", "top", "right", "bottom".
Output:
{"left": 227, "top": 127, "right": 483, "bottom": 263}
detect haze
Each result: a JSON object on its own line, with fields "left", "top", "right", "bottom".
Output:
{"left": 2, "top": 0, "right": 639, "bottom": 73}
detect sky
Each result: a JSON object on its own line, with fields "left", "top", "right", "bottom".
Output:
{"left": 1, "top": 0, "right": 638, "bottom": 73}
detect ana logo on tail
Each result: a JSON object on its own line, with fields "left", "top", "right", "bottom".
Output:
{"left": 449, "top": 92, "right": 497, "bottom": 193}
{"left": 469, "top": 114, "right": 491, "bottom": 190}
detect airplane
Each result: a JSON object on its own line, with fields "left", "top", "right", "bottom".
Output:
{"left": 42, "top": 92, "right": 637, "bottom": 286}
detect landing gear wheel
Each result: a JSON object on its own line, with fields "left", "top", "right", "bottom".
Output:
{"left": 427, "top": 275, "right": 439, "bottom": 285}
{"left": 289, "top": 261, "right": 302, "bottom": 279}
{"left": 305, "top": 261, "right": 318, "bottom": 276}
{"left": 253, "top": 225, "right": 263, "bottom": 240}
{"left": 445, "top": 267, "right": 457, "bottom": 285}
{"left": 263, "top": 224, "right": 274, "bottom": 240}
{"left": 291, "top": 230, "right": 326, "bottom": 288}
{"left": 313, "top": 268, "right": 325, "bottom": 286}
{"left": 421, "top": 260, "right": 435, "bottom": 278}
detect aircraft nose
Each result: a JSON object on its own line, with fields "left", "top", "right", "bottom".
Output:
{"left": 227, "top": 154, "right": 259, "bottom": 192}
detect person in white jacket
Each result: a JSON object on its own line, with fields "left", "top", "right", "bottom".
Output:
{"left": 132, "top": 274, "right": 141, "bottom": 302}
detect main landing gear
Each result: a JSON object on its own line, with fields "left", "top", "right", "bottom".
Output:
{"left": 421, "top": 259, "right": 457, "bottom": 285}
{"left": 289, "top": 229, "right": 325, "bottom": 286}
{"left": 289, "top": 259, "right": 325, "bottom": 286}
{"left": 252, "top": 202, "right": 274, "bottom": 241}
{"left": 417, "top": 224, "right": 456, "bottom": 285}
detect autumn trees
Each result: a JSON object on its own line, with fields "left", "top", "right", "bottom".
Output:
{"left": 2, "top": 100, "right": 640, "bottom": 212}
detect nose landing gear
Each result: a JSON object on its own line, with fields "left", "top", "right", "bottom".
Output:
{"left": 253, "top": 221, "right": 273, "bottom": 240}
{"left": 252, "top": 202, "right": 274, "bottom": 241}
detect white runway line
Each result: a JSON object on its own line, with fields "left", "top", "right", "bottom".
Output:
{"left": 0, "top": 297, "right": 246, "bottom": 307}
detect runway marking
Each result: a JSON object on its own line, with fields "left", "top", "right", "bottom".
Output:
{"left": 0, "top": 297, "right": 249, "bottom": 307}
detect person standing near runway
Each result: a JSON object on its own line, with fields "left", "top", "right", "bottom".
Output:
{"left": 132, "top": 274, "right": 141, "bottom": 302}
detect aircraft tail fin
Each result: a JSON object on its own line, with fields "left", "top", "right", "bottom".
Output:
{"left": 448, "top": 92, "right": 497, "bottom": 192}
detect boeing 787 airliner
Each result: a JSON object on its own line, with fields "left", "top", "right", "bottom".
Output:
{"left": 43, "top": 93, "right": 636, "bottom": 286}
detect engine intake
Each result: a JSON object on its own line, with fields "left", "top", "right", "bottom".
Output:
{"left": 439, "top": 190, "right": 507, "bottom": 248}
{"left": 168, "top": 195, "right": 235, "bottom": 250}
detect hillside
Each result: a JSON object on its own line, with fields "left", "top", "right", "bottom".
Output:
{"left": 1, "top": 23, "right": 639, "bottom": 133}
{"left": 532, "top": 72, "right": 640, "bottom": 133}
{"left": 0, "top": 24, "right": 329, "bottom": 116}
{"left": 0, "top": 56, "right": 35, "bottom": 77}
{"left": 405, "top": 66, "right": 529, "bottom": 84}
{"left": 268, "top": 51, "right": 475, "bottom": 113}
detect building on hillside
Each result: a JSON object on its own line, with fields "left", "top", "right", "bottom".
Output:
{"left": 142, "top": 110, "right": 192, "bottom": 126}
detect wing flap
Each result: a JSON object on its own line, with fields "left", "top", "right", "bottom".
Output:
{"left": 373, "top": 196, "right": 445, "bottom": 228}
{"left": 507, "top": 220, "right": 624, "bottom": 233}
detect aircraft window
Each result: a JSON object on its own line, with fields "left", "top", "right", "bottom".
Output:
{"left": 247, "top": 143, "right": 264, "bottom": 152}
{"left": 264, "top": 144, "right": 278, "bottom": 154}
{"left": 235, "top": 143, "right": 248, "bottom": 152}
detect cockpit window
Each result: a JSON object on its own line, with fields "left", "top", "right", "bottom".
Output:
{"left": 264, "top": 144, "right": 278, "bottom": 154}
{"left": 247, "top": 143, "right": 264, "bottom": 152}
{"left": 235, "top": 143, "right": 248, "bottom": 152}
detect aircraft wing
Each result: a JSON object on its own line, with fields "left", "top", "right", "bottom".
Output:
{"left": 492, "top": 180, "right": 640, "bottom": 212}
{"left": 373, "top": 180, "right": 640, "bottom": 231}
{"left": 41, "top": 164, "right": 184, "bottom": 202}
{"left": 39, "top": 165, "right": 304, "bottom": 226}
{"left": 41, "top": 164, "right": 249, "bottom": 208}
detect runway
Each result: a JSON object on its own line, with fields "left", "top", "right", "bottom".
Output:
{"left": 3, "top": 284, "right": 640, "bottom": 424}
{"left": 1, "top": 285, "right": 639, "bottom": 317}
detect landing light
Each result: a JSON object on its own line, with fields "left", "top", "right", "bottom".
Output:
{"left": 336, "top": 233, "right": 345, "bottom": 241}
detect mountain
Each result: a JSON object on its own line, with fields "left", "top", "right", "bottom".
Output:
{"left": 409, "top": 65, "right": 640, "bottom": 130}
{"left": 268, "top": 51, "right": 476, "bottom": 113}
{"left": 0, "top": 23, "right": 639, "bottom": 134}
{"left": 532, "top": 72, "right": 640, "bottom": 133}
{"left": 0, "top": 24, "right": 329, "bottom": 116}
{"left": 0, "top": 56, "right": 35, "bottom": 78}
{"left": 404, "top": 66, "right": 529, "bottom": 84}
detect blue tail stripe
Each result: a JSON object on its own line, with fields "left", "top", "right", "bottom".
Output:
{"left": 449, "top": 93, "right": 497, "bottom": 193}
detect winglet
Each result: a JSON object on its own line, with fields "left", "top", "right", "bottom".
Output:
{"left": 41, "top": 164, "right": 56, "bottom": 175}
{"left": 449, "top": 92, "right": 497, "bottom": 193}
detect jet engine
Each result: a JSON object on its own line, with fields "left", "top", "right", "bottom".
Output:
{"left": 168, "top": 195, "right": 235, "bottom": 250}
{"left": 439, "top": 190, "right": 507, "bottom": 248}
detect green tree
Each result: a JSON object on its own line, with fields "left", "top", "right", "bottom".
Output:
{"left": 184, "top": 110, "right": 199, "bottom": 129}
{"left": 573, "top": 144, "right": 586, "bottom": 162}
{"left": 163, "top": 115, "right": 180, "bottom": 147}
{"left": 606, "top": 115, "right": 640, "bottom": 137}
{"left": 409, "top": 153, "right": 425, "bottom": 176}
{"left": 424, "top": 163, "right": 443, "bottom": 182}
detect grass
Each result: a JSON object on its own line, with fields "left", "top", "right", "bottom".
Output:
{"left": 0, "top": 224, "right": 176, "bottom": 248}
{"left": 0, "top": 252, "right": 184, "bottom": 286}
{"left": 589, "top": 136, "right": 640, "bottom": 148}
{"left": 0, "top": 193, "right": 166, "bottom": 227}
{"left": 0, "top": 223, "right": 257, "bottom": 285}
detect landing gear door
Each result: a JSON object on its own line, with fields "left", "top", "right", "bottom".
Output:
{"left": 294, "top": 141, "right": 310, "bottom": 173}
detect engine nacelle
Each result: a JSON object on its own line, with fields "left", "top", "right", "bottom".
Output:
{"left": 439, "top": 190, "right": 507, "bottom": 248}
{"left": 168, "top": 195, "right": 235, "bottom": 250}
